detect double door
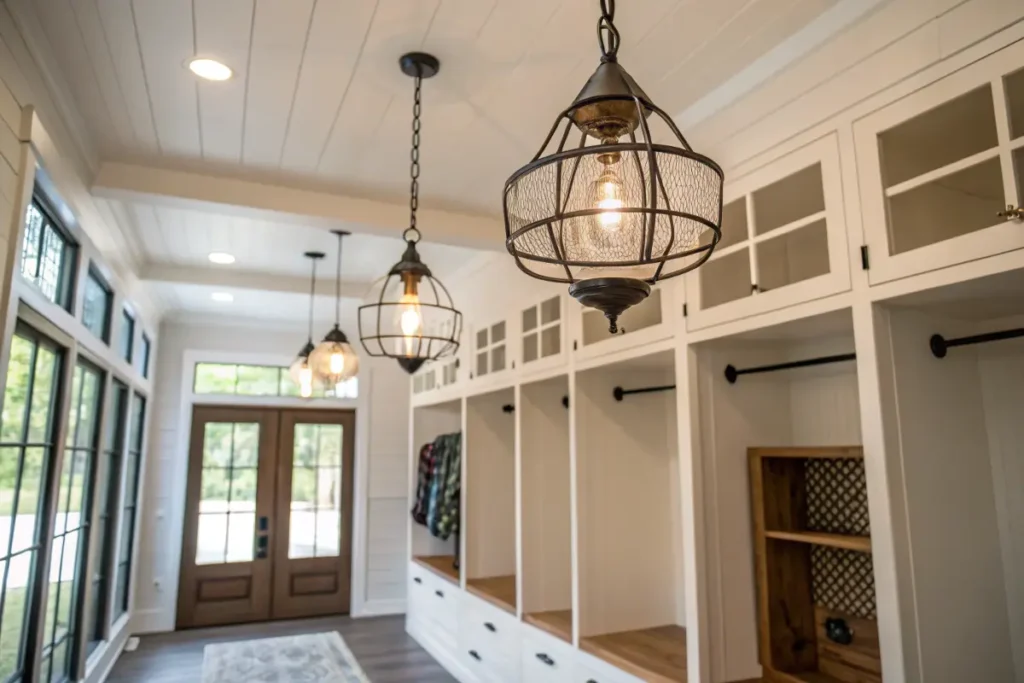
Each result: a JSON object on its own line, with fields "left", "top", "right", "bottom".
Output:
{"left": 177, "top": 407, "right": 355, "bottom": 628}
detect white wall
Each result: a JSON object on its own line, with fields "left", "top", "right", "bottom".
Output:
{"left": 134, "top": 316, "right": 411, "bottom": 632}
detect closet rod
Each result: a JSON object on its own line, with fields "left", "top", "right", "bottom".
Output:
{"left": 724, "top": 352, "right": 856, "bottom": 384}
{"left": 930, "top": 328, "right": 1024, "bottom": 358}
{"left": 613, "top": 384, "right": 676, "bottom": 401}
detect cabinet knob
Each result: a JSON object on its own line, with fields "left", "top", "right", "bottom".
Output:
{"left": 484, "top": 622, "right": 496, "bottom": 632}
{"left": 413, "top": 577, "right": 422, "bottom": 584}
{"left": 536, "top": 653, "right": 555, "bottom": 666}
{"left": 469, "top": 650, "right": 481, "bottom": 661}
{"left": 435, "top": 590, "right": 444, "bottom": 598}
{"left": 998, "top": 204, "right": 1024, "bottom": 221}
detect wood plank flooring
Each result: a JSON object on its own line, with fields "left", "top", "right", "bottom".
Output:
{"left": 106, "top": 615, "right": 456, "bottom": 683}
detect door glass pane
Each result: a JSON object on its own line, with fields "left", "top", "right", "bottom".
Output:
{"left": 700, "top": 248, "right": 752, "bottom": 309}
{"left": 289, "top": 424, "right": 344, "bottom": 560}
{"left": 1006, "top": 67, "right": 1024, "bottom": 140}
{"left": 756, "top": 219, "right": 830, "bottom": 292}
{"left": 753, "top": 164, "right": 825, "bottom": 235}
{"left": 886, "top": 157, "right": 1005, "bottom": 255}
{"left": 879, "top": 85, "right": 997, "bottom": 187}
{"left": 196, "top": 422, "right": 259, "bottom": 565}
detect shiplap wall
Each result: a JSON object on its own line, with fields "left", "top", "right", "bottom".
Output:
{"left": 136, "top": 318, "right": 411, "bottom": 632}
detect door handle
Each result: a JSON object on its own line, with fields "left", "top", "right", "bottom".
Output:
{"left": 255, "top": 534, "right": 269, "bottom": 559}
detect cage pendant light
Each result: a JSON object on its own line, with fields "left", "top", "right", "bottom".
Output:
{"left": 309, "top": 230, "right": 360, "bottom": 388}
{"left": 503, "top": 0, "right": 724, "bottom": 333}
{"left": 358, "top": 53, "right": 463, "bottom": 375}
{"left": 289, "top": 251, "right": 325, "bottom": 398}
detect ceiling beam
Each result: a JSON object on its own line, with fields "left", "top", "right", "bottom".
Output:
{"left": 92, "top": 162, "right": 504, "bottom": 250}
{"left": 141, "top": 263, "right": 376, "bottom": 300}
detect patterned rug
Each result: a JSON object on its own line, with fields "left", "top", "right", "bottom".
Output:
{"left": 202, "top": 632, "right": 371, "bottom": 683}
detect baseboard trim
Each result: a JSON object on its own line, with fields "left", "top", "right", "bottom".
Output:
{"left": 84, "top": 622, "right": 130, "bottom": 683}
{"left": 353, "top": 598, "right": 406, "bottom": 618}
{"left": 130, "top": 608, "right": 174, "bottom": 635}
{"left": 407, "top": 617, "right": 476, "bottom": 683}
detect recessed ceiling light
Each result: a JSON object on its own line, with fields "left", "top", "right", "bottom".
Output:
{"left": 189, "top": 58, "right": 233, "bottom": 81}
{"left": 211, "top": 292, "right": 234, "bottom": 303}
{"left": 208, "top": 252, "right": 235, "bottom": 265}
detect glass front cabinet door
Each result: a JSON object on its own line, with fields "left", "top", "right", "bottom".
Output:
{"left": 520, "top": 294, "right": 565, "bottom": 374}
{"left": 685, "top": 134, "right": 850, "bottom": 330}
{"left": 855, "top": 42, "right": 1024, "bottom": 284}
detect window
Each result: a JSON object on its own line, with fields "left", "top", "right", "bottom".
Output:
{"left": 118, "top": 310, "right": 134, "bottom": 363}
{"left": 193, "top": 363, "right": 358, "bottom": 399}
{"left": 114, "top": 394, "right": 144, "bottom": 621}
{"left": 0, "top": 326, "right": 63, "bottom": 682}
{"left": 139, "top": 334, "right": 151, "bottom": 379}
{"left": 289, "top": 423, "right": 344, "bottom": 559}
{"left": 87, "top": 380, "right": 128, "bottom": 652}
{"left": 41, "top": 359, "right": 103, "bottom": 683}
{"left": 21, "top": 197, "right": 76, "bottom": 309}
{"left": 81, "top": 267, "right": 112, "bottom": 343}
{"left": 195, "top": 421, "right": 259, "bottom": 565}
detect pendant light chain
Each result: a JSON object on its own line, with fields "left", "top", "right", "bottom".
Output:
{"left": 335, "top": 231, "right": 343, "bottom": 324}
{"left": 405, "top": 71, "right": 423, "bottom": 244}
{"left": 598, "top": 0, "right": 620, "bottom": 61}
{"left": 307, "top": 256, "right": 317, "bottom": 342}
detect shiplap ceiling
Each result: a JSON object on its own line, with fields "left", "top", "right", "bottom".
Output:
{"left": 13, "top": 0, "right": 843, "bottom": 320}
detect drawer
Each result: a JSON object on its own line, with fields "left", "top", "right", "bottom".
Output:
{"left": 461, "top": 637, "right": 519, "bottom": 683}
{"left": 460, "top": 591, "right": 520, "bottom": 662}
{"left": 521, "top": 626, "right": 575, "bottom": 683}
{"left": 425, "top": 576, "right": 459, "bottom": 635}
{"left": 574, "top": 654, "right": 646, "bottom": 683}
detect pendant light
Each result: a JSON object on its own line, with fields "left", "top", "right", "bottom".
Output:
{"left": 289, "top": 251, "right": 325, "bottom": 398}
{"left": 503, "top": 0, "right": 724, "bottom": 333}
{"left": 309, "top": 230, "right": 360, "bottom": 387}
{"left": 358, "top": 53, "right": 463, "bottom": 375}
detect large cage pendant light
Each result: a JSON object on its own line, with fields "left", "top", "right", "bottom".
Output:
{"left": 503, "top": 0, "right": 724, "bottom": 332}
{"left": 309, "top": 230, "right": 360, "bottom": 388}
{"left": 289, "top": 251, "right": 325, "bottom": 398}
{"left": 358, "top": 53, "right": 463, "bottom": 375}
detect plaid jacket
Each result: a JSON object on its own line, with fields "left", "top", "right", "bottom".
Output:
{"left": 425, "top": 433, "right": 461, "bottom": 541}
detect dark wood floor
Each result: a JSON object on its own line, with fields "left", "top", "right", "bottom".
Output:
{"left": 106, "top": 615, "right": 457, "bottom": 682}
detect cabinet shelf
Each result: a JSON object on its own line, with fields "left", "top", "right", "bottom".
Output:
{"left": 413, "top": 555, "right": 460, "bottom": 586}
{"left": 580, "top": 625, "right": 687, "bottom": 683}
{"left": 466, "top": 575, "right": 516, "bottom": 615}
{"left": 765, "top": 530, "right": 872, "bottom": 553}
{"left": 523, "top": 610, "right": 572, "bottom": 644}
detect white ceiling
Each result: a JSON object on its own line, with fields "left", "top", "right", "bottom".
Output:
{"left": 12, "top": 0, "right": 845, "bottom": 321}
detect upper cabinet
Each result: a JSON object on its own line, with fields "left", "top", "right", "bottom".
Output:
{"left": 520, "top": 294, "right": 566, "bottom": 375}
{"left": 856, "top": 42, "right": 1024, "bottom": 284}
{"left": 685, "top": 134, "right": 850, "bottom": 330}
{"left": 470, "top": 317, "right": 516, "bottom": 389}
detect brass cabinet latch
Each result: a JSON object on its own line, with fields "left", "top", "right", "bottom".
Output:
{"left": 998, "top": 204, "right": 1023, "bottom": 221}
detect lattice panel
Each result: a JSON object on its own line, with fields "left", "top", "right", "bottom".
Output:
{"left": 805, "top": 458, "right": 870, "bottom": 536}
{"left": 811, "top": 546, "right": 877, "bottom": 619}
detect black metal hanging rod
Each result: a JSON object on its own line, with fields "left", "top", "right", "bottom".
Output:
{"left": 613, "top": 385, "right": 676, "bottom": 401}
{"left": 725, "top": 353, "right": 856, "bottom": 384}
{"left": 930, "top": 328, "right": 1024, "bottom": 358}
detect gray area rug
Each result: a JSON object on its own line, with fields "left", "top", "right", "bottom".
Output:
{"left": 202, "top": 632, "right": 371, "bottom": 683}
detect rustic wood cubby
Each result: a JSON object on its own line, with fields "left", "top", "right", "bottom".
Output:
{"left": 750, "top": 446, "right": 880, "bottom": 683}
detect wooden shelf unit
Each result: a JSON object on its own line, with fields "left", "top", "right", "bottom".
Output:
{"left": 750, "top": 446, "right": 881, "bottom": 683}
{"left": 580, "top": 625, "right": 687, "bottom": 683}
{"left": 523, "top": 610, "right": 572, "bottom": 644}
{"left": 466, "top": 575, "right": 517, "bottom": 615}
{"left": 413, "top": 555, "right": 460, "bottom": 586}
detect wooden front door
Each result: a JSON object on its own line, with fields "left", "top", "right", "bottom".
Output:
{"left": 177, "top": 406, "right": 355, "bottom": 628}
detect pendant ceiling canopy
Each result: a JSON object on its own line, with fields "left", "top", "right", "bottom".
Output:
{"left": 358, "top": 53, "right": 463, "bottom": 375}
{"left": 503, "top": 0, "right": 724, "bottom": 332}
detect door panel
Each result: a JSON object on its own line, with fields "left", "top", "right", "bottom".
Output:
{"left": 272, "top": 410, "right": 355, "bottom": 620}
{"left": 177, "top": 407, "right": 278, "bottom": 628}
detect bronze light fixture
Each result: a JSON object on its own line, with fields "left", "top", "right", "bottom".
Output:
{"left": 289, "top": 250, "right": 325, "bottom": 398}
{"left": 358, "top": 53, "right": 463, "bottom": 375}
{"left": 503, "top": 0, "right": 724, "bottom": 332}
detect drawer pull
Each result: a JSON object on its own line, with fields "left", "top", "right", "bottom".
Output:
{"left": 435, "top": 590, "right": 445, "bottom": 598}
{"left": 469, "top": 650, "right": 481, "bottom": 661}
{"left": 484, "top": 622, "right": 497, "bottom": 633}
{"left": 536, "top": 653, "right": 555, "bottom": 666}
{"left": 413, "top": 577, "right": 422, "bottom": 584}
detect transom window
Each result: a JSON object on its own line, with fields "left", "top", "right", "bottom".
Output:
{"left": 193, "top": 363, "right": 358, "bottom": 399}
{"left": 21, "top": 198, "right": 76, "bottom": 309}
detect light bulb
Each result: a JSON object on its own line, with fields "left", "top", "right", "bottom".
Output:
{"left": 299, "top": 364, "right": 313, "bottom": 398}
{"left": 329, "top": 351, "right": 346, "bottom": 375}
{"left": 396, "top": 292, "right": 423, "bottom": 356}
{"left": 591, "top": 166, "right": 624, "bottom": 233}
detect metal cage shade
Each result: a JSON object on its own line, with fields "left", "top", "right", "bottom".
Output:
{"left": 358, "top": 264, "right": 463, "bottom": 373}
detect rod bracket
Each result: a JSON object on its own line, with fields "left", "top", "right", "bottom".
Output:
{"left": 502, "top": 404, "right": 515, "bottom": 414}
{"left": 613, "top": 386, "right": 625, "bottom": 401}
{"left": 724, "top": 364, "right": 738, "bottom": 384}
{"left": 929, "top": 334, "right": 948, "bottom": 359}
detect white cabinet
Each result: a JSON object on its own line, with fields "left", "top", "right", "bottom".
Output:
{"left": 856, "top": 41, "right": 1024, "bottom": 284}
{"left": 520, "top": 626, "right": 576, "bottom": 683}
{"left": 459, "top": 592, "right": 522, "bottom": 683}
{"left": 519, "top": 294, "right": 566, "bottom": 376}
{"left": 685, "top": 134, "right": 850, "bottom": 330}
{"left": 574, "top": 285, "right": 674, "bottom": 362}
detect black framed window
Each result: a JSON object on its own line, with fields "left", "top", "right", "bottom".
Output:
{"left": 80, "top": 268, "right": 111, "bottom": 343}
{"left": 20, "top": 198, "right": 76, "bottom": 310}
{"left": 117, "top": 311, "right": 134, "bottom": 364}
{"left": 86, "top": 380, "right": 127, "bottom": 653}
{"left": 0, "top": 326, "right": 63, "bottom": 682}
{"left": 138, "top": 335, "right": 150, "bottom": 379}
{"left": 113, "top": 394, "right": 144, "bottom": 621}
{"left": 40, "top": 360, "right": 102, "bottom": 683}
